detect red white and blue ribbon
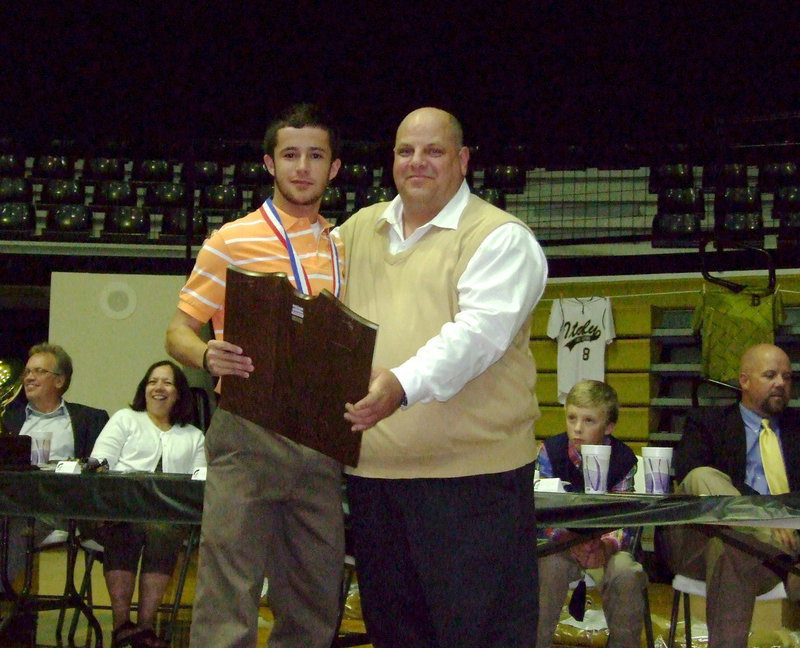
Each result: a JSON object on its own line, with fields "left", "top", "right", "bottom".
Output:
{"left": 259, "top": 198, "right": 341, "bottom": 297}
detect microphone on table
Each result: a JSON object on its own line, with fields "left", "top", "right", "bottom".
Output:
{"left": 83, "top": 458, "right": 109, "bottom": 473}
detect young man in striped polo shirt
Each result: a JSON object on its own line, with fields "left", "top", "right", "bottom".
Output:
{"left": 166, "top": 103, "right": 344, "bottom": 648}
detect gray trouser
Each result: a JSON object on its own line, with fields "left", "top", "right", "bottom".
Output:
{"left": 1, "top": 517, "right": 61, "bottom": 593}
{"left": 188, "top": 408, "right": 344, "bottom": 648}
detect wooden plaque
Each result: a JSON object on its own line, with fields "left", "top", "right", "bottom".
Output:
{"left": 220, "top": 267, "right": 377, "bottom": 466}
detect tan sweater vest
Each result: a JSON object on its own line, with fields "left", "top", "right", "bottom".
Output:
{"left": 340, "top": 194, "right": 540, "bottom": 478}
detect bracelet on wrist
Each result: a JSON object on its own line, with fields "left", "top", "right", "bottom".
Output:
{"left": 202, "top": 347, "right": 210, "bottom": 372}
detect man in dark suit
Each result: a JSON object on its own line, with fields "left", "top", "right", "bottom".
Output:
{"left": 0, "top": 343, "right": 108, "bottom": 595}
{"left": 663, "top": 343, "right": 800, "bottom": 648}
{"left": 2, "top": 343, "right": 108, "bottom": 459}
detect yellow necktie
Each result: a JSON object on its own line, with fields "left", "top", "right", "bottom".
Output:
{"left": 760, "top": 418, "right": 789, "bottom": 495}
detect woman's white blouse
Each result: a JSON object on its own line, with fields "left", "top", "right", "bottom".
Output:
{"left": 90, "top": 408, "right": 206, "bottom": 474}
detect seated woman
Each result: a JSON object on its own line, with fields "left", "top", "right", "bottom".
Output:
{"left": 89, "top": 360, "right": 206, "bottom": 648}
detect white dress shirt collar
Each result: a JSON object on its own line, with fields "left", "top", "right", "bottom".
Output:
{"left": 379, "top": 180, "right": 471, "bottom": 250}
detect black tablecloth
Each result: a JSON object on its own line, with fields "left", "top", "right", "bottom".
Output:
{"left": 535, "top": 490, "right": 800, "bottom": 529}
{"left": 3, "top": 470, "right": 800, "bottom": 530}
{"left": 0, "top": 470, "right": 203, "bottom": 524}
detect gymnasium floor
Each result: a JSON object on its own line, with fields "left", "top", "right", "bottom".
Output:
{"left": 0, "top": 546, "right": 370, "bottom": 648}
{"left": 4, "top": 546, "right": 800, "bottom": 647}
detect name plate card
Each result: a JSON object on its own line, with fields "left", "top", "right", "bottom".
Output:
{"left": 55, "top": 460, "right": 82, "bottom": 474}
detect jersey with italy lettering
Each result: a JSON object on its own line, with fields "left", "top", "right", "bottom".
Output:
{"left": 547, "top": 297, "right": 615, "bottom": 404}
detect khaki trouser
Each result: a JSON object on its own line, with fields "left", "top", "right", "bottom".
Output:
{"left": 537, "top": 549, "right": 647, "bottom": 648}
{"left": 661, "top": 467, "right": 798, "bottom": 648}
{"left": 189, "top": 408, "right": 344, "bottom": 648}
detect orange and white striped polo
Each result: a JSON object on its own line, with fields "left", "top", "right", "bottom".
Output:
{"left": 178, "top": 206, "right": 345, "bottom": 340}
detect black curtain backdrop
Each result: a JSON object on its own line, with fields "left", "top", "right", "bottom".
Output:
{"left": 2, "top": 1, "right": 798, "bottom": 153}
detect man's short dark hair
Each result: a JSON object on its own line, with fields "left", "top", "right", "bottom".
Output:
{"left": 29, "top": 343, "right": 72, "bottom": 394}
{"left": 263, "top": 103, "right": 341, "bottom": 160}
{"left": 130, "top": 360, "right": 195, "bottom": 427}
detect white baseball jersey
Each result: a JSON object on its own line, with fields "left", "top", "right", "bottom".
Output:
{"left": 547, "top": 297, "right": 615, "bottom": 403}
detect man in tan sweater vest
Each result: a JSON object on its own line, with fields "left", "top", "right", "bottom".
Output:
{"left": 340, "top": 107, "right": 548, "bottom": 648}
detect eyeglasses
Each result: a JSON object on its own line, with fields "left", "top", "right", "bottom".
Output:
{"left": 23, "top": 367, "right": 62, "bottom": 378}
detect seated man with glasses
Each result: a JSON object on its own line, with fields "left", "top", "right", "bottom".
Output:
{"left": 0, "top": 342, "right": 108, "bottom": 598}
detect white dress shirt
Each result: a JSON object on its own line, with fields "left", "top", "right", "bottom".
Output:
{"left": 378, "top": 180, "right": 548, "bottom": 405}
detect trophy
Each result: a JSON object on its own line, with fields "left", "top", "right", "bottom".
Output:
{"left": 0, "top": 358, "right": 23, "bottom": 435}
{"left": 222, "top": 269, "right": 377, "bottom": 466}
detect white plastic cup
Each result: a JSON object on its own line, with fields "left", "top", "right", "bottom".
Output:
{"left": 642, "top": 446, "right": 673, "bottom": 494}
{"left": 30, "top": 433, "right": 52, "bottom": 466}
{"left": 581, "top": 444, "right": 612, "bottom": 494}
